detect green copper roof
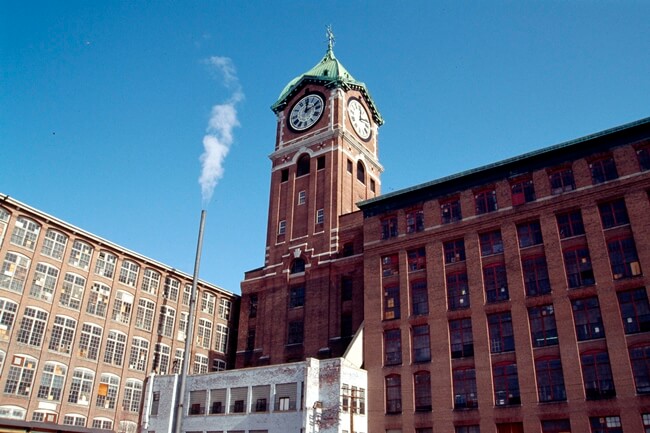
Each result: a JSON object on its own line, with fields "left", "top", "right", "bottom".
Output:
{"left": 272, "top": 43, "right": 384, "bottom": 125}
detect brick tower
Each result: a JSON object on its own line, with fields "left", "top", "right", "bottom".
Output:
{"left": 236, "top": 31, "right": 383, "bottom": 367}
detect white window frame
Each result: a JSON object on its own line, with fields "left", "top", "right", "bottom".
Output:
{"left": 68, "top": 239, "right": 93, "bottom": 270}
{"left": 40, "top": 229, "right": 67, "bottom": 260}
{"left": 141, "top": 269, "right": 161, "bottom": 295}
{"left": 0, "top": 251, "right": 31, "bottom": 293}
{"left": 29, "top": 262, "right": 59, "bottom": 303}
{"left": 78, "top": 323, "right": 102, "bottom": 360}
{"left": 59, "top": 272, "right": 86, "bottom": 310}
{"left": 128, "top": 337, "right": 149, "bottom": 371}
{"left": 67, "top": 368, "right": 94, "bottom": 405}
{"left": 10, "top": 216, "right": 40, "bottom": 250}
{"left": 135, "top": 298, "right": 156, "bottom": 331}
{"left": 94, "top": 251, "right": 117, "bottom": 279}
{"left": 48, "top": 315, "right": 76, "bottom": 354}
{"left": 118, "top": 260, "right": 139, "bottom": 287}
{"left": 17, "top": 307, "right": 48, "bottom": 347}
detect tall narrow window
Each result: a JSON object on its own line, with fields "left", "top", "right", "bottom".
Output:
{"left": 95, "top": 374, "right": 119, "bottom": 409}
{"left": 637, "top": 146, "right": 650, "bottom": 171}
{"left": 528, "top": 305, "right": 558, "bottom": 347}
{"left": 287, "top": 320, "right": 304, "bottom": 345}
{"left": 127, "top": 337, "right": 149, "bottom": 371}
{"left": 48, "top": 315, "right": 76, "bottom": 354}
{"left": 406, "top": 209, "right": 424, "bottom": 233}
{"left": 297, "top": 190, "right": 306, "bottom": 205}
{"left": 493, "top": 362, "right": 520, "bottom": 406}
{"left": 382, "top": 253, "right": 399, "bottom": 276}
{"left": 200, "top": 292, "right": 216, "bottom": 314}
{"left": 411, "top": 280, "right": 428, "bottom": 316}
{"left": 412, "top": 324, "right": 431, "bottom": 363}
{"left": 4, "top": 355, "right": 37, "bottom": 396}
{"left": 564, "top": 247, "right": 595, "bottom": 288}
{"left": 316, "top": 208, "right": 324, "bottom": 225}
{"left": 535, "top": 357, "right": 566, "bottom": 402}
{"left": 572, "top": 297, "right": 605, "bottom": 341}
{"left": 157, "top": 306, "right": 176, "bottom": 338}
{"left": 122, "top": 379, "right": 143, "bottom": 412}
{"left": 453, "top": 367, "right": 478, "bottom": 409}
{"left": 629, "top": 344, "right": 650, "bottom": 394}
{"left": 196, "top": 318, "right": 212, "bottom": 349}
{"left": 67, "top": 368, "right": 94, "bottom": 405}
{"left": 152, "top": 343, "right": 171, "bottom": 374}
{"left": 111, "top": 291, "right": 133, "bottom": 324}
{"left": 522, "top": 256, "right": 551, "bottom": 296}
{"left": 0, "top": 298, "right": 18, "bottom": 342}
{"left": 356, "top": 161, "right": 366, "bottom": 183}
{"left": 441, "top": 197, "right": 462, "bottom": 224}
{"left": 483, "top": 263, "right": 508, "bottom": 303}
{"left": 444, "top": 238, "right": 466, "bottom": 264}
{"left": 488, "top": 312, "right": 514, "bottom": 353}
{"left": 608, "top": 236, "right": 641, "bottom": 279}
{"left": 215, "top": 324, "right": 229, "bottom": 353}
{"left": 163, "top": 277, "right": 180, "bottom": 301}
{"left": 385, "top": 375, "right": 402, "bottom": 414}
{"left": 219, "top": 298, "right": 232, "bottom": 319}
{"left": 103, "top": 330, "right": 127, "bottom": 366}
{"left": 384, "top": 329, "right": 402, "bottom": 366}
{"left": 141, "top": 269, "right": 161, "bottom": 295}
{"left": 449, "top": 318, "right": 473, "bottom": 359}
{"left": 78, "top": 323, "right": 102, "bottom": 360}
{"left": 380, "top": 216, "right": 398, "bottom": 239}
{"left": 37, "top": 362, "right": 67, "bottom": 401}
{"left": 135, "top": 298, "right": 155, "bottom": 331}
{"left": 296, "top": 154, "right": 310, "bottom": 177}
{"left": 414, "top": 371, "right": 432, "bottom": 412}
{"left": 581, "top": 350, "right": 616, "bottom": 400}
{"left": 447, "top": 271, "right": 469, "bottom": 310}
{"left": 383, "top": 285, "right": 400, "bottom": 320}
{"left": 59, "top": 272, "right": 86, "bottom": 310}
{"left": 94, "top": 251, "right": 116, "bottom": 278}
{"left": 118, "top": 260, "right": 139, "bottom": 287}
{"left": 86, "top": 282, "right": 110, "bottom": 317}
{"left": 618, "top": 288, "right": 650, "bottom": 334}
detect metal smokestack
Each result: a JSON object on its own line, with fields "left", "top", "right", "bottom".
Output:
{"left": 173, "top": 209, "right": 207, "bottom": 433}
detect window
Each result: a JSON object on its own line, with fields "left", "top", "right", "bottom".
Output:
{"left": 193, "top": 354, "right": 209, "bottom": 374}
{"left": 94, "top": 251, "right": 117, "bottom": 278}
{"left": 456, "top": 427, "right": 480, "bottom": 433}
{"left": 219, "top": 298, "right": 232, "bottom": 320}
{"left": 68, "top": 368, "right": 94, "bottom": 405}
{"left": 453, "top": 368, "right": 478, "bottom": 409}
{"left": 548, "top": 168, "right": 576, "bottom": 195}
{"left": 4, "top": 355, "right": 37, "bottom": 396}
{"left": 119, "top": 421, "right": 137, "bottom": 433}
{"left": 0, "top": 298, "right": 18, "bottom": 342}
{"left": 484, "top": 263, "right": 508, "bottom": 303}
{"left": 488, "top": 312, "right": 514, "bottom": 353}
{"left": 475, "top": 188, "right": 497, "bottom": 215}
{"left": 48, "top": 315, "right": 76, "bottom": 354}
{"left": 278, "top": 220, "right": 286, "bottom": 235}
{"left": 618, "top": 288, "right": 650, "bottom": 333}
{"left": 63, "top": 414, "right": 87, "bottom": 426}
{"left": 511, "top": 177, "right": 535, "bottom": 205}
{"left": 644, "top": 413, "right": 650, "bottom": 433}
{"left": 381, "top": 216, "right": 398, "bottom": 239}
{"left": 317, "top": 155, "right": 325, "bottom": 169}
{"left": 290, "top": 258, "right": 305, "bottom": 274}
{"left": 385, "top": 375, "right": 401, "bottom": 414}
{"left": 296, "top": 154, "right": 310, "bottom": 177}
{"left": 411, "top": 280, "right": 428, "bottom": 316}
{"left": 212, "top": 358, "right": 226, "bottom": 372}
{"left": 10, "top": 216, "right": 40, "bottom": 250}
{"left": 103, "top": 330, "right": 127, "bottom": 366}
{"left": 493, "top": 362, "right": 520, "bottom": 406}
{"left": 289, "top": 286, "right": 305, "bottom": 308}
{"left": 535, "top": 357, "right": 566, "bottom": 402}
{"left": 316, "top": 208, "right": 324, "bottom": 224}
{"left": 638, "top": 146, "right": 650, "bottom": 171}
{"left": 0, "top": 405, "right": 26, "bottom": 420}
{"left": 541, "top": 419, "right": 571, "bottom": 433}
{"left": 249, "top": 293, "right": 259, "bottom": 317}
{"left": 608, "top": 236, "right": 641, "bottom": 279}
{"left": 444, "top": 238, "right": 466, "bottom": 264}
{"left": 178, "top": 312, "right": 188, "bottom": 341}
{"left": 581, "top": 350, "right": 616, "bottom": 400}
{"left": 182, "top": 284, "right": 191, "bottom": 306}
{"left": 0, "top": 208, "right": 8, "bottom": 245}
{"left": 163, "top": 277, "right": 180, "bottom": 301}
{"left": 29, "top": 262, "right": 59, "bottom": 302}
{"left": 357, "top": 161, "right": 365, "bottom": 183}
{"left": 118, "top": 260, "right": 139, "bottom": 287}
{"left": 157, "top": 306, "right": 175, "bottom": 338}
{"left": 384, "top": 329, "right": 401, "bottom": 366}
{"left": 407, "top": 247, "right": 426, "bottom": 272}
{"left": 246, "top": 328, "right": 256, "bottom": 350}
{"left": 215, "top": 324, "right": 229, "bottom": 353}
{"left": 173, "top": 349, "right": 184, "bottom": 374}
{"left": 528, "top": 305, "right": 558, "bottom": 347}
{"left": 86, "top": 282, "right": 110, "bottom": 317}
{"left": 412, "top": 324, "right": 431, "bottom": 363}
{"left": 414, "top": 371, "right": 432, "bottom": 412}
{"left": 68, "top": 240, "right": 93, "bottom": 270}
{"left": 78, "top": 323, "right": 102, "bottom": 360}
{"left": 111, "top": 290, "right": 133, "bottom": 324}
{"left": 629, "top": 344, "right": 650, "bottom": 394}
{"left": 128, "top": 337, "right": 149, "bottom": 371}
{"left": 297, "top": 190, "right": 306, "bottom": 205}
{"left": 201, "top": 291, "right": 216, "bottom": 314}
{"left": 41, "top": 229, "right": 67, "bottom": 260}
{"left": 522, "top": 256, "right": 551, "bottom": 296}
{"left": 406, "top": 209, "right": 424, "bottom": 233}
{"left": 0, "top": 251, "right": 30, "bottom": 293}
{"left": 382, "top": 253, "right": 399, "bottom": 276}
{"left": 564, "top": 247, "right": 595, "bottom": 288}
{"left": 122, "top": 379, "right": 143, "bottom": 412}
{"left": 31, "top": 410, "right": 55, "bottom": 423}
{"left": 557, "top": 209, "right": 585, "bottom": 238}
{"left": 599, "top": 198, "right": 630, "bottom": 228}
{"left": 370, "top": 178, "right": 376, "bottom": 192}
{"left": 197, "top": 318, "right": 212, "bottom": 348}
{"left": 347, "top": 159, "right": 353, "bottom": 173}
{"left": 92, "top": 418, "right": 113, "bottom": 430}
{"left": 590, "top": 156, "right": 618, "bottom": 184}
{"left": 480, "top": 229, "right": 503, "bottom": 256}
{"left": 517, "top": 220, "right": 543, "bottom": 248}
{"left": 287, "top": 320, "right": 304, "bottom": 345}
{"left": 135, "top": 298, "right": 155, "bottom": 331}
{"left": 37, "top": 362, "right": 67, "bottom": 401}
{"left": 384, "top": 285, "right": 400, "bottom": 320}
{"left": 447, "top": 271, "right": 469, "bottom": 310}
{"left": 589, "top": 416, "right": 622, "bottom": 433}
{"left": 441, "top": 197, "right": 462, "bottom": 224}
{"left": 572, "top": 297, "right": 605, "bottom": 341}
{"left": 59, "top": 272, "right": 86, "bottom": 310}
{"left": 450, "top": 318, "right": 473, "bottom": 358}
{"left": 152, "top": 343, "right": 171, "bottom": 374}
{"left": 141, "top": 269, "right": 161, "bottom": 295}
{"left": 17, "top": 307, "right": 48, "bottom": 346}
{"left": 281, "top": 168, "right": 289, "bottom": 182}
{"left": 95, "top": 373, "right": 119, "bottom": 409}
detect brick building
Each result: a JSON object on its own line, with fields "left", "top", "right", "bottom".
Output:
{"left": 0, "top": 195, "right": 239, "bottom": 432}
{"left": 237, "top": 35, "right": 650, "bottom": 433}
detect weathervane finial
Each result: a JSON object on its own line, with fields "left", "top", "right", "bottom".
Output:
{"left": 326, "top": 25, "right": 335, "bottom": 53}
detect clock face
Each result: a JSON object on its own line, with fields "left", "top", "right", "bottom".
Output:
{"left": 289, "top": 94, "right": 324, "bottom": 131}
{"left": 347, "top": 99, "right": 371, "bottom": 140}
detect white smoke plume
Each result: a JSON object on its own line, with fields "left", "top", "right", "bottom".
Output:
{"left": 199, "top": 56, "right": 244, "bottom": 204}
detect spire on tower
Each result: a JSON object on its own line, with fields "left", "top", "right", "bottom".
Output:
{"left": 326, "top": 25, "right": 335, "bottom": 54}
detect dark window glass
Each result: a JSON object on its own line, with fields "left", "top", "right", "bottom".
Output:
{"left": 535, "top": 357, "right": 566, "bottom": 402}
{"left": 382, "top": 254, "right": 399, "bottom": 277}
{"left": 488, "top": 312, "right": 514, "bottom": 353}
{"left": 290, "top": 258, "right": 305, "bottom": 274}
{"left": 608, "top": 237, "right": 641, "bottom": 279}
{"left": 248, "top": 294, "right": 258, "bottom": 318}
{"left": 450, "top": 318, "right": 473, "bottom": 359}
{"left": 557, "top": 210, "right": 585, "bottom": 238}
{"left": 447, "top": 271, "right": 470, "bottom": 310}
{"left": 517, "top": 220, "right": 543, "bottom": 248}
{"left": 341, "top": 277, "right": 353, "bottom": 302}
{"left": 444, "top": 239, "right": 466, "bottom": 264}
{"left": 541, "top": 419, "right": 571, "bottom": 433}
{"left": 581, "top": 351, "right": 616, "bottom": 400}
{"left": 563, "top": 247, "right": 595, "bottom": 288}
{"left": 453, "top": 368, "right": 478, "bottom": 409}
{"left": 414, "top": 371, "right": 432, "bottom": 412}
{"left": 479, "top": 230, "right": 503, "bottom": 256}
{"left": 522, "top": 256, "right": 551, "bottom": 296}
{"left": 411, "top": 280, "right": 429, "bottom": 316}
{"left": 281, "top": 169, "right": 289, "bottom": 182}
{"left": 317, "top": 156, "right": 325, "bottom": 170}
{"left": 493, "top": 362, "right": 520, "bottom": 406}
{"left": 629, "top": 344, "right": 650, "bottom": 394}
{"left": 638, "top": 147, "right": 650, "bottom": 171}
{"left": 511, "top": 177, "right": 536, "bottom": 205}
{"left": 528, "top": 305, "right": 558, "bottom": 347}
{"left": 590, "top": 157, "right": 618, "bottom": 184}
{"left": 549, "top": 168, "right": 575, "bottom": 194}
{"left": 289, "top": 286, "right": 305, "bottom": 308}
{"left": 381, "top": 217, "right": 398, "bottom": 240}
{"left": 406, "top": 209, "right": 424, "bottom": 233}
{"left": 385, "top": 375, "right": 401, "bottom": 414}
{"left": 287, "top": 321, "right": 304, "bottom": 345}
{"left": 412, "top": 324, "right": 431, "bottom": 363}
{"left": 475, "top": 189, "right": 498, "bottom": 215}
{"left": 617, "top": 288, "right": 650, "bottom": 334}
{"left": 383, "top": 285, "right": 400, "bottom": 320}
{"left": 599, "top": 199, "right": 629, "bottom": 229}
{"left": 589, "top": 416, "right": 622, "bottom": 433}
{"left": 441, "top": 198, "right": 462, "bottom": 224}
{"left": 484, "top": 263, "right": 508, "bottom": 303}
{"left": 384, "top": 329, "right": 402, "bottom": 366}
{"left": 296, "top": 154, "right": 310, "bottom": 177}
{"left": 356, "top": 161, "right": 365, "bottom": 184}
{"left": 407, "top": 247, "right": 426, "bottom": 272}
{"left": 572, "top": 297, "right": 605, "bottom": 341}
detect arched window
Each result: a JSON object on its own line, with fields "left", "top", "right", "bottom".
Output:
{"left": 290, "top": 258, "right": 305, "bottom": 274}
{"left": 356, "top": 161, "right": 365, "bottom": 184}
{"left": 296, "top": 154, "right": 310, "bottom": 177}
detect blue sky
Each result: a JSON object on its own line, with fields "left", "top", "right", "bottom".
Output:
{"left": 2, "top": 1, "right": 649, "bottom": 294}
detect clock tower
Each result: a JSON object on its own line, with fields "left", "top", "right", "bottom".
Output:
{"left": 237, "top": 31, "right": 383, "bottom": 367}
